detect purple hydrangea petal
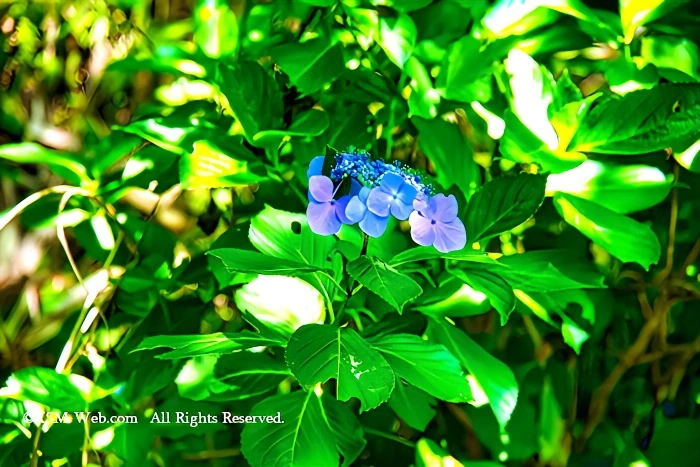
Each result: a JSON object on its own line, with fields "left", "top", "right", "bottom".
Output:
{"left": 390, "top": 199, "right": 414, "bottom": 220}
{"left": 360, "top": 211, "right": 389, "bottom": 238}
{"left": 433, "top": 217, "right": 467, "bottom": 253}
{"left": 379, "top": 173, "right": 404, "bottom": 195}
{"left": 409, "top": 211, "right": 436, "bottom": 247}
{"left": 366, "top": 186, "right": 393, "bottom": 217}
{"left": 308, "top": 175, "right": 334, "bottom": 203}
{"left": 307, "top": 201, "right": 342, "bottom": 235}
{"left": 396, "top": 182, "right": 418, "bottom": 205}
{"left": 345, "top": 195, "right": 367, "bottom": 224}
{"left": 335, "top": 195, "right": 353, "bottom": 225}
{"left": 432, "top": 194, "right": 459, "bottom": 223}
{"left": 413, "top": 192, "right": 430, "bottom": 212}
{"left": 307, "top": 156, "right": 324, "bottom": 178}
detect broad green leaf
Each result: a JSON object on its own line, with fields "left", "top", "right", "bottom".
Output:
{"left": 234, "top": 276, "right": 326, "bottom": 335}
{"left": 0, "top": 368, "right": 87, "bottom": 412}
{"left": 390, "top": 246, "right": 500, "bottom": 267}
{"left": 546, "top": 160, "right": 673, "bottom": 213}
{"left": 416, "top": 438, "right": 497, "bottom": 467}
{"left": 405, "top": 56, "right": 440, "bottom": 119}
{"left": 436, "top": 35, "right": 494, "bottom": 103}
{"left": 641, "top": 35, "right": 700, "bottom": 80}
{"left": 416, "top": 276, "right": 492, "bottom": 319}
{"left": 538, "top": 377, "right": 566, "bottom": 464}
{"left": 0, "top": 142, "right": 91, "bottom": 186}
{"left": 193, "top": 0, "right": 238, "bottom": 59}
{"left": 347, "top": 256, "right": 422, "bottom": 313}
{"left": 412, "top": 116, "right": 474, "bottom": 199}
{"left": 285, "top": 324, "right": 395, "bottom": 412}
{"left": 500, "top": 110, "right": 588, "bottom": 173}
{"left": 493, "top": 250, "right": 606, "bottom": 292}
{"left": 253, "top": 109, "right": 330, "bottom": 144}
{"left": 553, "top": 193, "right": 661, "bottom": 270}
{"left": 464, "top": 173, "right": 547, "bottom": 244}
{"left": 504, "top": 49, "right": 558, "bottom": 150}
{"left": 370, "top": 334, "right": 473, "bottom": 403}
{"left": 180, "top": 140, "right": 266, "bottom": 189}
{"left": 568, "top": 83, "right": 700, "bottom": 155}
{"left": 482, "top": 0, "right": 600, "bottom": 38}
{"left": 270, "top": 39, "right": 345, "bottom": 95}
{"left": 249, "top": 206, "right": 341, "bottom": 309}
{"left": 378, "top": 12, "right": 417, "bottom": 68}
{"left": 388, "top": 380, "right": 437, "bottom": 431}
{"left": 676, "top": 138, "right": 700, "bottom": 173}
{"left": 132, "top": 331, "right": 287, "bottom": 359}
{"left": 218, "top": 61, "right": 284, "bottom": 146}
{"left": 322, "top": 395, "right": 367, "bottom": 466}
{"left": 211, "top": 353, "right": 290, "bottom": 401}
{"left": 371, "top": 0, "right": 432, "bottom": 11}
{"left": 620, "top": 0, "right": 686, "bottom": 43}
{"left": 451, "top": 269, "right": 515, "bottom": 325}
{"left": 241, "top": 391, "right": 338, "bottom": 467}
{"left": 646, "top": 417, "right": 700, "bottom": 467}
{"left": 207, "top": 248, "right": 327, "bottom": 276}
{"left": 428, "top": 319, "right": 519, "bottom": 431}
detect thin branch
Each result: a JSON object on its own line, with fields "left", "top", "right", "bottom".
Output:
{"left": 652, "top": 162, "right": 680, "bottom": 285}
{"left": 0, "top": 185, "right": 92, "bottom": 233}
{"left": 363, "top": 426, "right": 415, "bottom": 448}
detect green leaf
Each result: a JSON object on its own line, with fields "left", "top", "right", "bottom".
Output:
{"left": 253, "top": 109, "right": 330, "bottom": 144}
{"left": 500, "top": 110, "right": 588, "bottom": 174}
{"left": 404, "top": 56, "right": 440, "bottom": 119}
{"left": 553, "top": 193, "right": 661, "bottom": 270}
{"left": 285, "top": 324, "right": 395, "bottom": 412}
{"left": 546, "top": 160, "right": 673, "bottom": 214}
{"left": 369, "top": 334, "right": 473, "bottom": 403}
{"left": 427, "top": 319, "right": 519, "bottom": 431}
{"left": 0, "top": 142, "right": 91, "bottom": 186}
{"left": 0, "top": 368, "right": 87, "bottom": 412}
{"left": 180, "top": 140, "right": 266, "bottom": 189}
{"left": 436, "top": 35, "right": 494, "bottom": 103}
{"left": 207, "top": 248, "right": 327, "bottom": 276}
{"left": 568, "top": 83, "right": 700, "bottom": 155}
{"left": 322, "top": 395, "right": 367, "bottom": 466}
{"left": 646, "top": 417, "right": 700, "bottom": 467}
{"left": 347, "top": 256, "right": 422, "bottom": 313}
{"left": 270, "top": 39, "right": 345, "bottom": 95}
{"left": 193, "top": 0, "right": 238, "bottom": 59}
{"left": 676, "top": 138, "right": 700, "bottom": 173}
{"left": 217, "top": 61, "right": 284, "bottom": 146}
{"left": 241, "top": 391, "right": 338, "bottom": 467}
{"left": 492, "top": 250, "right": 606, "bottom": 292}
{"left": 504, "top": 49, "right": 558, "bottom": 150}
{"left": 378, "top": 12, "right": 417, "bottom": 68}
{"left": 388, "top": 380, "right": 437, "bottom": 431}
{"left": 249, "top": 206, "right": 341, "bottom": 308}
{"left": 464, "top": 173, "right": 547, "bottom": 244}
{"left": 390, "top": 246, "right": 500, "bottom": 267}
{"left": 450, "top": 268, "right": 515, "bottom": 325}
{"left": 620, "top": 0, "right": 686, "bottom": 43}
{"left": 412, "top": 116, "right": 474, "bottom": 198}
{"left": 210, "top": 353, "right": 290, "bottom": 401}
{"left": 131, "top": 331, "right": 287, "bottom": 359}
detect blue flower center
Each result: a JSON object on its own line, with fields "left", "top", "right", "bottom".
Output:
{"left": 431, "top": 220, "right": 436, "bottom": 225}
{"left": 392, "top": 195, "right": 397, "bottom": 200}
{"left": 330, "top": 200, "right": 336, "bottom": 205}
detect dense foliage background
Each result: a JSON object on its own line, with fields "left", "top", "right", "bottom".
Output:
{"left": 1, "top": 0, "right": 700, "bottom": 466}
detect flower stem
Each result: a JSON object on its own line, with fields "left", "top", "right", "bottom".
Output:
{"left": 333, "top": 234, "right": 369, "bottom": 326}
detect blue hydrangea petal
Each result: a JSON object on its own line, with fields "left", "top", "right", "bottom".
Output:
{"left": 307, "top": 201, "right": 342, "bottom": 236}
{"left": 433, "top": 217, "right": 467, "bottom": 253}
{"left": 367, "top": 186, "right": 393, "bottom": 217}
{"left": 357, "top": 186, "right": 370, "bottom": 203}
{"left": 433, "top": 194, "right": 459, "bottom": 223}
{"left": 307, "top": 156, "right": 324, "bottom": 178}
{"left": 396, "top": 182, "right": 418, "bottom": 205}
{"left": 345, "top": 195, "right": 367, "bottom": 224}
{"left": 349, "top": 178, "right": 363, "bottom": 197}
{"left": 409, "top": 211, "right": 436, "bottom": 246}
{"left": 335, "top": 195, "right": 353, "bottom": 225}
{"left": 308, "top": 175, "right": 334, "bottom": 203}
{"left": 360, "top": 211, "right": 389, "bottom": 238}
{"left": 390, "top": 199, "right": 414, "bottom": 220}
{"left": 379, "top": 172, "right": 404, "bottom": 195}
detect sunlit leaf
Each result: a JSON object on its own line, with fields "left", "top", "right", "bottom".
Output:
{"left": 132, "top": 332, "right": 287, "bottom": 359}
{"left": 553, "top": 193, "right": 661, "bottom": 270}
{"left": 347, "top": 256, "right": 422, "bottom": 313}
{"left": 285, "top": 324, "right": 395, "bottom": 412}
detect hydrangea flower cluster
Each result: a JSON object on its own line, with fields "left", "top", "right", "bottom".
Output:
{"left": 306, "top": 151, "right": 467, "bottom": 253}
